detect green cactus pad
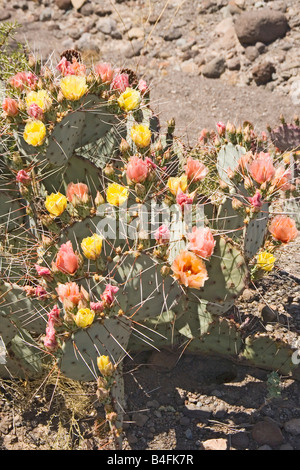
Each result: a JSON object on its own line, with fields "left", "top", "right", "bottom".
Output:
{"left": 217, "top": 143, "right": 246, "bottom": 185}
{"left": 244, "top": 203, "right": 269, "bottom": 259}
{"left": 59, "top": 316, "right": 132, "bottom": 381}
{"left": 241, "top": 329, "right": 299, "bottom": 376}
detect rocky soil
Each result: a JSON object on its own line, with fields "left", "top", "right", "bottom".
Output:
{"left": 0, "top": 0, "right": 300, "bottom": 452}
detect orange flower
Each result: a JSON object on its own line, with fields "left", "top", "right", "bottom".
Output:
{"left": 66, "top": 182, "right": 89, "bottom": 205}
{"left": 249, "top": 152, "right": 275, "bottom": 184}
{"left": 269, "top": 215, "right": 298, "bottom": 244}
{"left": 171, "top": 250, "right": 208, "bottom": 289}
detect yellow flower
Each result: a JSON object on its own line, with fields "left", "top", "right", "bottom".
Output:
{"left": 45, "top": 192, "right": 67, "bottom": 217}
{"left": 25, "top": 89, "right": 52, "bottom": 112}
{"left": 106, "top": 183, "right": 129, "bottom": 207}
{"left": 97, "top": 355, "right": 114, "bottom": 376}
{"left": 60, "top": 75, "right": 88, "bottom": 101}
{"left": 117, "top": 87, "right": 141, "bottom": 112}
{"left": 256, "top": 252, "right": 276, "bottom": 272}
{"left": 81, "top": 234, "right": 103, "bottom": 260}
{"left": 167, "top": 174, "right": 188, "bottom": 195}
{"left": 130, "top": 123, "right": 151, "bottom": 148}
{"left": 74, "top": 308, "right": 95, "bottom": 328}
{"left": 23, "top": 120, "right": 46, "bottom": 147}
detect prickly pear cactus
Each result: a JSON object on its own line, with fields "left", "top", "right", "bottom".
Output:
{"left": 0, "top": 50, "right": 300, "bottom": 448}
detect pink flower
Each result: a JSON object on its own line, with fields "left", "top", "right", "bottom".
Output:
{"left": 145, "top": 157, "right": 157, "bottom": 170}
{"left": 56, "top": 282, "right": 83, "bottom": 305}
{"left": 2, "top": 97, "right": 19, "bottom": 116}
{"left": 249, "top": 152, "right": 275, "bottom": 184}
{"left": 184, "top": 157, "right": 208, "bottom": 182}
{"left": 111, "top": 73, "right": 129, "bottom": 92}
{"left": 34, "top": 286, "right": 48, "bottom": 299}
{"left": 248, "top": 190, "right": 263, "bottom": 211}
{"left": 198, "top": 128, "right": 209, "bottom": 143}
{"left": 43, "top": 325, "right": 58, "bottom": 351}
{"left": 126, "top": 156, "right": 149, "bottom": 183}
{"left": 216, "top": 121, "right": 226, "bottom": 136}
{"left": 57, "top": 57, "right": 86, "bottom": 76}
{"left": 138, "top": 79, "right": 148, "bottom": 94}
{"left": 272, "top": 166, "right": 292, "bottom": 191}
{"left": 47, "top": 305, "right": 61, "bottom": 325}
{"left": 154, "top": 224, "right": 170, "bottom": 244}
{"left": 187, "top": 226, "right": 216, "bottom": 260}
{"left": 66, "top": 182, "right": 89, "bottom": 204}
{"left": 176, "top": 190, "right": 195, "bottom": 209}
{"left": 27, "top": 103, "right": 44, "bottom": 120}
{"left": 55, "top": 241, "right": 79, "bottom": 275}
{"left": 9, "top": 71, "right": 37, "bottom": 91}
{"left": 90, "top": 301, "right": 105, "bottom": 312}
{"left": 35, "top": 264, "right": 52, "bottom": 277}
{"left": 16, "top": 170, "right": 31, "bottom": 185}
{"left": 101, "top": 284, "right": 119, "bottom": 305}
{"left": 94, "top": 62, "right": 114, "bottom": 83}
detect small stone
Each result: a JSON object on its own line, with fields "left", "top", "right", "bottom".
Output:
{"left": 242, "top": 288, "right": 257, "bottom": 301}
{"left": 163, "top": 29, "right": 182, "bottom": 41}
{"left": 252, "top": 421, "right": 284, "bottom": 447}
{"left": 245, "top": 46, "right": 259, "bottom": 62}
{"left": 132, "top": 413, "right": 149, "bottom": 427}
{"left": 258, "top": 445, "right": 273, "bottom": 450}
{"left": 202, "top": 438, "right": 228, "bottom": 450}
{"left": 185, "top": 428, "right": 193, "bottom": 440}
{"left": 279, "top": 443, "right": 294, "bottom": 450}
{"left": 128, "top": 27, "right": 144, "bottom": 40}
{"left": 39, "top": 7, "right": 53, "bottom": 21}
{"left": 0, "top": 10, "right": 11, "bottom": 20}
{"left": 127, "top": 432, "right": 138, "bottom": 444}
{"left": 55, "top": 0, "right": 72, "bottom": 9}
{"left": 97, "top": 17, "right": 117, "bottom": 35}
{"left": 283, "top": 418, "right": 300, "bottom": 436}
{"left": 227, "top": 57, "right": 240, "bottom": 70}
{"left": 79, "top": 2, "right": 95, "bottom": 16}
{"left": 231, "top": 432, "right": 250, "bottom": 449}
{"left": 201, "top": 57, "right": 226, "bottom": 78}
{"left": 259, "top": 304, "right": 278, "bottom": 322}
{"left": 180, "top": 416, "right": 190, "bottom": 426}
{"left": 256, "top": 42, "right": 266, "bottom": 53}
{"left": 252, "top": 62, "right": 276, "bottom": 85}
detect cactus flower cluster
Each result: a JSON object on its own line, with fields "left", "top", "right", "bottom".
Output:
{"left": 0, "top": 49, "right": 299, "bottom": 448}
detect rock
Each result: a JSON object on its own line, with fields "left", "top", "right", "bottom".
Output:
{"left": 124, "top": 40, "right": 143, "bottom": 58}
{"left": 283, "top": 418, "right": 300, "bottom": 435}
{"left": 128, "top": 27, "right": 144, "bottom": 40}
{"left": 97, "top": 17, "right": 117, "bottom": 35}
{"left": 0, "top": 10, "right": 11, "bottom": 20}
{"left": 180, "top": 416, "right": 190, "bottom": 426}
{"left": 231, "top": 432, "right": 250, "bottom": 449}
{"left": 202, "top": 438, "right": 228, "bottom": 450}
{"left": 234, "top": 8, "right": 289, "bottom": 45}
{"left": 252, "top": 421, "right": 284, "bottom": 447}
{"left": 241, "top": 288, "right": 257, "bottom": 301}
{"left": 201, "top": 57, "right": 226, "bottom": 78}
{"left": 55, "top": 0, "right": 72, "bottom": 9}
{"left": 132, "top": 413, "right": 149, "bottom": 428}
{"left": 95, "top": 4, "right": 112, "bottom": 16}
{"left": 252, "top": 62, "right": 276, "bottom": 85}
{"left": 163, "top": 29, "right": 182, "bottom": 41}
{"left": 183, "top": 404, "right": 212, "bottom": 420}
{"left": 279, "top": 443, "right": 294, "bottom": 450}
{"left": 180, "top": 61, "right": 200, "bottom": 75}
{"left": 227, "top": 57, "right": 240, "bottom": 70}
{"left": 39, "top": 7, "right": 53, "bottom": 21}
{"left": 256, "top": 42, "right": 266, "bottom": 54}
{"left": 259, "top": 304, "right": 278, "bottom": 322}
{"left": 185, "top": 428, "right": 193, "bottom": 440}
{"left": 245, "top": 46, "right": 259, "bottom": 62}
{"left": 80, "top": 2, "right": 95, "bottom": 16}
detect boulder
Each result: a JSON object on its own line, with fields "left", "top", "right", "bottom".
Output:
{"left": 234, "top": 8, "right": 289, "bottom": 45}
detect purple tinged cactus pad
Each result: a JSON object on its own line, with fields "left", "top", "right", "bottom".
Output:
{"left": 270, "top": 124, "right": 300, "bottom": 152}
